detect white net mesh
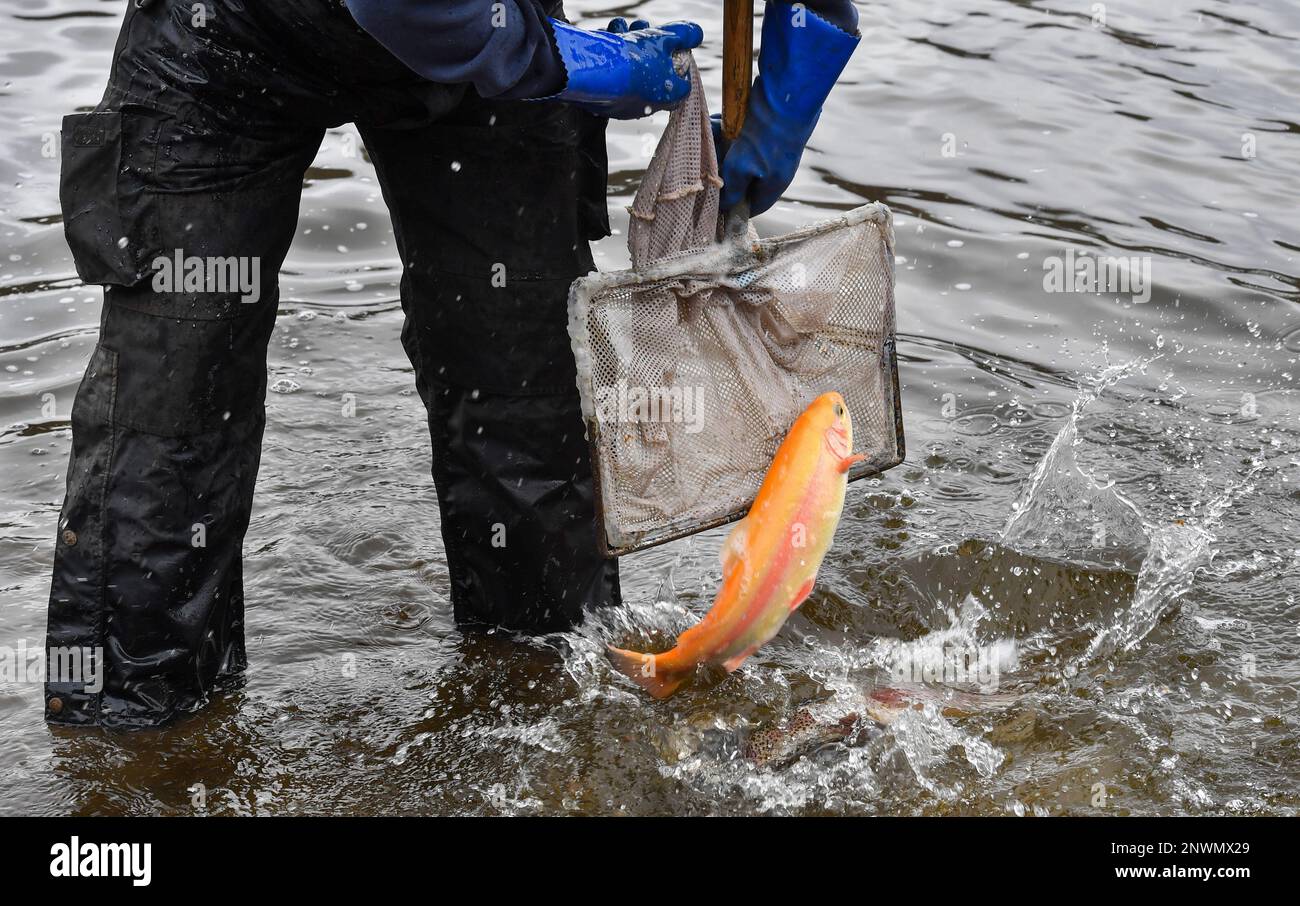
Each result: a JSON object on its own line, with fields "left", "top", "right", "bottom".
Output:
{"left": 568, "top": 59, "right": 902, "bottom": 554}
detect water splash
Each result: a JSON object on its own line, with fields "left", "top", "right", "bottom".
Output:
{"left": 828, "top": 593, "right": 1017, "bottom": 685}
{"left": 1072, "top": 456, "right": 1266, "bottom": 669}
{"left": 999, "top": 355, "right": 1268, "bottom": 676}
{"left": 1002, "top": 358, "right": 1153, "bottom": 570}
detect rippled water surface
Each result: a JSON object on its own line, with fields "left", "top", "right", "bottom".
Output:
{"left": 1, "top": 0, "right": 1297, "bottom": 815}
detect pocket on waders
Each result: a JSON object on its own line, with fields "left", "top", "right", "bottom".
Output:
{"left": 59, "top": 109, "right": 163, "bottom": 287}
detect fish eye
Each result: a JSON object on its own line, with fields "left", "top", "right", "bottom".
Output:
{"left": 833, "top": 403, "right": 844, "bottom": 417}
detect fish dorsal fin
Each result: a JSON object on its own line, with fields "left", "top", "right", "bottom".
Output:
{"left": 720, "top": 516, "right": 750, "bottom": 575}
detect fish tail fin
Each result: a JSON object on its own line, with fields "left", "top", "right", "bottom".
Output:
{"left": 606, "top": 645, "right": 692, "bottom": 699}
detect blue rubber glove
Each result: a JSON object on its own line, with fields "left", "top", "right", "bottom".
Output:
{"left": 718, "top": 1, "right": 860, "bottom": 215}
{"left": 548, "top": 18, "right": 704, "bottom": 119}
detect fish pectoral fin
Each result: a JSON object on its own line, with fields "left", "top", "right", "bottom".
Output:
{"left": 789, "top": 576, "right": 817, "bottom": 612}
{"left": 719, "top": 516, "right": 750, "bottom": 574}
{"left": 721, "top": 651, "right": 751, "bottom": 673}
{"left": 838, "top": 453, "right": 867, "bottom": 473}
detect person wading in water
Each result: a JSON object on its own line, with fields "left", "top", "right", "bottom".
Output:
{"left": 47, "top": 0, "right": 860, "bottom": 728}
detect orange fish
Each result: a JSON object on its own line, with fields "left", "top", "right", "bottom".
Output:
{"left": 608, "top": 392, "right": 865, "bottom": 698}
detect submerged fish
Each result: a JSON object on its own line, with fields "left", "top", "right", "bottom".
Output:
{"left": 744, "top": 686, "right": 1033, "bottom": 769}
{"left": 608, "top": 392, "right": 866, "bottom": 698}
{"left": 744, "top": 709, "right": 862, "bottom": 769}
{"left": 862, "top": 684, "right": 1026, "bottom": 721}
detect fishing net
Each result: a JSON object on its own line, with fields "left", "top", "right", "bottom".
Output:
{"left": 568, "top": 58, "right": 903, "bottom": 555}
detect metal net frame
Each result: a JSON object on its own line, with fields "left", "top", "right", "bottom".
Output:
{"left": 567, "top": 60, "right": 903, "bottom": 556}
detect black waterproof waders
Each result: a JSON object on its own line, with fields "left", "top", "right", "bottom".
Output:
{"left": 47, "top": 0, "right": 619, "bottom": 729}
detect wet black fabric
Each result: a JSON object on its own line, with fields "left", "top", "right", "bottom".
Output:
{"left": 47, "top": 0, "right": 618, "bottom": 729}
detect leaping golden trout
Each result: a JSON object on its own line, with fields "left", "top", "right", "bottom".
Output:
{"left": 608, "top": 392, "right": 866, "bottom": 698}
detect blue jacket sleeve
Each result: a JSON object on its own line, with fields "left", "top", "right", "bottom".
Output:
{"left": 343, "top": 1, "right": 857, "bottom": 102}
{"left": 344, "top": 0, "right": 566, "bottom": 99}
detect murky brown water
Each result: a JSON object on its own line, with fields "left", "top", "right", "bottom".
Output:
{"left": 1, "top": 0, "right": 1297, "bottom": 815}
